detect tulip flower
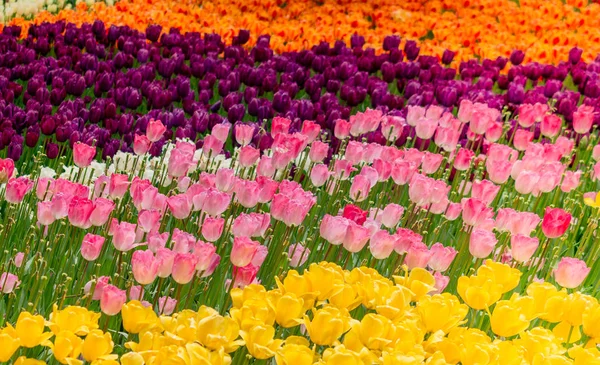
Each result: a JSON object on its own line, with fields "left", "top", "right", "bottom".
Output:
{"left": 73, "top": 142, "right": 96, "bottom": 168}
{"left": 5, "top": 177, "right": 33, "bottom": 204}
{"left": 146, "top": 119, "right": 167, "bottom": 142}
{"left": 553, "top": 257, "right": 590, "bottom": 289}
{"left": 131, "top": 250, "right": 160, "bottom": 285}
{"left": 81, "top": 233, "right": 105, "bottom": 261}
{"left": 541, "top": 207, "right": 572, "bottom": 238}
{"left": 99, "top": 285, "right": 127, "bottom": 316}
{"left": 469, "top": 229, "right": 498, "bottom": 258}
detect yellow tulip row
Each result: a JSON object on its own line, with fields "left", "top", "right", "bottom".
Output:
{"left": 1, "top": 261, "right": 599, "bottom": 364}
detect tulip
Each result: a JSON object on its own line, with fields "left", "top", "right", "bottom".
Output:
{"left": 172, "top": 253, "right": 199, "bottom": 284}
{"left": 202, "top": 217, "right": 225, "bottom": 242}
{"left": 471, "top": 179, "right": 500, "bottom": 206}
{"left": 37, "top": 201, "right": 55, "bottom": 226}
{"left": 100, "top": 284, "right": 127, "bottom": 316}
{"left": 540, "top": 114, "right": 562, "bottom": 138}
{"left": 349, "top": 175, "right": 371, "bottom": 202}
{"left": 212, "top": 122, "right": 232, "bottom": 143}
{"left": 309, "top": 141, "right": 328, "bottom": 163}
{"left": 81, "top": 330, "right": 114, "bottom": 362}
{"left": 158, "top": 296, "right": 178, "bottom": 315}
{"left": 342, "top": 204, "right": 367, "bottom": 225}
{"left": 310, "top": 164, "right": 330, "bottom": 187}
{"left": 288, "top": 243, "right": 310, "bottom": 267}
{"left": 239, "top": 146, "right": 260, "bottom": 167}
{"left": 109, "top": 174, "right": 130, "bottom": 199}
{"left": 73, "top": 142, "right": 96, "bottom": 168}
{"left": 235, "top": 124, "right": 254, "bottom": 146}
{"left": 137, "top": 209, "right": 161, "bottom": 233}
{"left": 13, "top": 252, "right": 23, "bottom": 268}
{"left": 68, "top": 196, "right": 94, "bottom": 229}
{"left": 110, "top": 219, "right": 138, "bottom": 251}
{"left": 89, "top": 198, "right": 115, "bottom": 226}
{"left": 369, "top": 230, "right": 395, "bottom": 259}
{"left": 334, "top": 119, "right": 351, "bottom": 139}
{"left": 510, "top": 235, "right": 539, "bottom": 263}
{"left": 0, "top": 272, "right": 19, "bottom": 294}
{"left": 428, "top": 243, "right": 457, "bottom": 272}
{"left": 553, "top": 257, "right": 590, "bottom": 289}
{"left": 167, "top": 194, "right": 192, "bottom": 219}
{"left": 133, "top": 134, "right": 151, "bottom": 155}
{"left": 380, "top": 203, "right": 404, "bottom": 229}
{"left": 0, "top": 158, "right": 15, "bottom": 183}
{"left": 5, "top": 177, "right": 33, "bottom": 204}
{"left": 156, "top": 248, "right": 176, "bottom": 278}
{"left": 541, "top": 207, "right": 572, "bottom": 238}
{"left": 231, "top": 237, "right": 260, "bottom": 267}
{"left": 146, "top": 119, "right": 167, "bottom": 142}
{"left": 131, "top": 250, "right": 159, "bottom": 285}
{"left": 469, "top": 229, "right": 498, "bottom": 258}
{"left": 573, "top": 105, "right": 595, "bottom": 134}
{"left": 81, "top": 233, "right": 105, "bottom": 261}
{"left": 462, "top": 198, "right": 493, "bottom": 227}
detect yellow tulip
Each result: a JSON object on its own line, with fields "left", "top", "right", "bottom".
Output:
{"left": 457, "top": 275, "right": 503, "bottom": 310}
{"left": 417, "top": 293, "right": 468, "bottom": 334}
{"left": 125, "top": 330, "right": 170, "bottom": 352}
{"left": 380, "top": 351, "right": 425, "bottom": 365}
{"left": 526, "top": 282, "right": 568, "bottom": 323}
{"left": 276, "top": 271, "right": 317, "bottom": 310}
{"left": 375, "top": 285, "right": 413, "bottom": 321}
{"left": 552, "top": 322, "right": 582, "bottom": 344}
{"left": 275, "top": 343, "right": 314, "bottom": 365}
{"left": 120, "top": 352, "right": 145, "bottom": 365}
{"left": 582, "top": 301, "right": 600, "bottom": 338}
{"left": 304, "top": 306, "right": 353, "bottom": 346}
{"left": 230, "top": 298, "right": 276, "bottom": 331}
{"left": 513, "top": 328, "right": 564, "bottom": 363}
{"left": 15, "top": 312, "right": 53, "bottom": 348}
{"left": 231, "top": 284, "right": 267, "bottom": 309}
{"left": 196, "top": 314, "right": 242, "bottom": 353}
{"left": 47, "top": 305, "right": 100, "bottom": 336}
{"left": 329, "top": 283, "right": 362, "bottom": 311}
{"left": 563, "top": 292, "right": 598, "bottom": 327}
{"left": 321, "top": 345, "right": 364, "bottom": 365}
{"left": 14, "top": 357, "right": 46, "bottom": 365}
{"left": 240, "top": 324, "right": 283, "bottom": 360}
{"left": 569, "top": 346, "right": 600, "bottom": 365}
{"left": 270, "top": 292, "right": 305, "bottom": 328}
{"left": 494, "top": 341, "right": 526, "bottom": 365}
{"left": 0, "top": 326, "right": 20, "bottom": 362}
{"left": 478, "top": 260, "right": 521, "bottom": 294}
{"left": 304, "top": 263, "right": 344, "bottom": 301}
{"left": 81, "top": 330, "right": 114, "bottom": 362}
{"left": 343, "top": 313, "right": 396, "bottom": 351}
{"left": 184, "top": 343, "right": 232, "bottom": 365}
{"left": 44, "top": 330, "right": 83, "bottom": 365}
{"left": 393, "top": 267, "right": 435, "bottom": 302}
{"left": 490, "top": 298, "right": 532, "bottom": 338}
{"left": 531, "top": 353, "right": 573, "bottom": 365}
{"left": 90, "top": 360, "right": 120, "bottom": 365}
{"left": 122, "top": 301, "right": 162, "bottom": 334}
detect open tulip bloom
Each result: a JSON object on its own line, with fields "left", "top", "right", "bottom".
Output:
{"left": 1, "top": 14, "right": 600, "bottom": 364}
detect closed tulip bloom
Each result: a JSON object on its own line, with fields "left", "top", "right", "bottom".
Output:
{"left": 100, "top": 284, "right": 126, "bottom": 316}
{"left": 408, "top": 174, "right": 433, "bottom": 206}
{"left": 202, "top": 217, "right": 224, "bottom": 242}
{"left": 380, "top": 203, "right": 404, "bottom": 229}
{"left": 462, "top": 198, "right": 493, "bottom": 227}
{"left": 73, "top": 142, "right": 96, "bottom": 168}
{"left": 487, "top": 160, "right": 513, "bottom": 184}
{"left": 146, "top": 119, "right": 167, "bottom": 142}
{"left": 469, "top": 229, "right": 498, "bottom": 258}
{"left": 167, "top": 194, "right": 192, "bottom": 219}
{"left": 510, "top": 235, "right": 539, "bottom": 263}
{"left": 89, "top": 198, "right": 115, "bottom": 226}
{"left": 471, "top": 179, "right": 500, "bottom": 205}
{"left": 422, "top": 152, "right": 444, "bottom": 174}
{"left": 572, "top": 105, "right": 595, "bottom": 134}
{"left": 415, "top": 117, "right": 438, "bottom": 140}
{"left": 453, "top": 148, "right": 474, "bottom": 171}
{"left": 303, "top": 306, "right": 351, "bottom": 346}
{"left": 540, "top": 114, "right": 562, "bottom": 138}
{"left": 309, "top": 141, "right": 328, "bottom": 163}
{"left": 83, "top": 276, "right": 109, "bottom": 301}
{"left": 215, "top": 168, "right": 235, "bottom": 193}
{"left": 158, "top": 296, "right": 178, "bottom": 315}
{"left": 131, "top": 250, "right": 159, "bottom": 285}
{"left": 110, "top": 219, "right": 138, "bottom": 251}
{"left": 148, "top": 231, "right": 169, "bottom": 253}
{"left": 137, "top": 209, "right": 161, "bottom": 233}
{"left": 514, "top": 170, "right": 540, "bottom": 195}
{"left": 156, "top": 248, "right": 176, "bottom": 278}
{"left": 444, "top": 202, "right": 462, "bottom": 221}
{"left": 68, "top": 196, "right": 94, "bottom": 229}
{"left": 553, "top": 257, "right": 590, "bottom": 289}
{"left": 513, "top": 129, "right": 534, "bottom": 151}
{"left": 349, "top": 175, "right": 371, "bottom": 202}
{"left": 202, "top": 135, "right": 224, "bottom": 157}
{"left": 13, "top": 252, "right": 23, "bottom": 268}
{"left": 231, "top": 237, "right": 260, "bottom": 267}
{"left": 5, "top": 177, "right": 33, "bottom": 204}
{"left": 542, "top": 207, "right": 571, "bottom": 238}
{"left": 109, "top": 174, "right": 129, "bottom": 199}
{"left": 235, "top": 124, "right": 255, "bottom": 146}
{"left": 133, "top": 134, "right": 151, "bottom": 155}
{"left": 37, "top": 201, "right": 55, "bottom": 226}
{"left": 81, "top": 233, "right": 105, "bottom": 261}
{"left": 172, "top": 253, "right": 199, "bottom": 284}
{"left": 288, "top": 243, "right": 310, "bottom": 268}
{"left": 428, "top": 243, "right": 457, "bottom": 272}
{"left": 369, "top": 230, "right": 395, "bottom": 259}
{"left": 0, "top": 158, "right": 15, "bottom": 183}
{"left": 0, "top": 272, "right": 19, "bottom": 294}
{"left": 81, "top": 329, "right": 114, "bottom": 362}
{"left": 320, "top": 215, "right": 350, "bottom": 245}
{"left": 561, "top": 170, "right": 581, "bottom": 193}
{"left": 310, "top": 164, "right": 331, "bottom": 187}
{"left": 405, "top": 242, "right": 432, "bottom": 269}
{"left": 342, "top": 222, "right": 370, "bottom": 253}
{"left": 406, "top": 105, "right": 426, "bottom": 126}
{"left": 334, "top": 119, "right": 351, "bottom": 139}
{"left": 212, "top": 122, "right": 232, "bottom": 143}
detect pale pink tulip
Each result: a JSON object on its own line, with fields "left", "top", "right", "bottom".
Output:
{"left": 89, "top": 198, "right": 115, "bottom": 226}
{"left": 0, "top": 272, "right": 19, "bottom": 293}
{"left": 230, "top": 237, "right": 260, "bottom": 267}
{"left": 37, "top": 201, "right": 56, "bottom": 226}
{"left": 309, "top": 141, "right": 328, "bottom": 163}
{"left": 394, "top": 228, "right": 423, "bottom": 255}
{"left": 167, "top": 194, "right": 192, "bottom": 219}
{"left": 510, "top": 235, "right": 539, "bottom": 263}
{"left": 380, "top": 203, "right": 404, "bottom": 229}
{"left": 553, "top": 257, "right": 590, "bottom": 289}
{"left": 235, "top": 124, "right": 254, "bottom": 146}
{"left": 84, "top": 276, "right": 109, "bottom": 300}
{"left": 73, "top": 142, "right": 96, "bottom": 168}
{"left": 156, "top": 248, "right": 176, "bottom": 278}
{"left": 432, "top": 272, "right": 450, "bottom": 294}
{"left": 349, "top": 175, "right": 371, "bottom": 202}
{"left": 301, "top": 120, "right": 321, "bottom": 143}
{"left": 334, "top": 119, "right": 351, "bottom": 139}
{"left": 5, "top": 177, "right": 33, "bottom": 204}
{"left": 310, "top": 164, "right": 330, "bottom": 187}
{"left": 471, "top": 179, "right": 500, "bottom": 206}
{"left": 13, "top": 252, "right": 24, "bottom": 268}
{"left": 131, "top": 250, "right": 159, "bottom": 285}
{"left": 513, "top": 129, "right": 534, "bottom": 151}
{"left": 405, "top": 242, "right": 432, "bottom": 269}
{"left": 81, "top": 233, "right": 105, "bottom": 261}
{"left": 422, "top": 152, "right": 444, "bottom": 174}
{"left": 469, "top": 229, "right": 497, "bottom": 258}
{"left": 110, "top": 219, "right": 139, "bottom": 251}
{"left": 137, "top": 210, "right": 161, "bottom": 233}
{"left": 172, "top": 253, "right": 199, "bottom": 284}
{"left": 148, "top": 231, "right": 169, "bottom": 253}
{"left": 100, "top": 284, "right": 127, "bottom": 315}
{"left": 158, "top": 296, "right": 177, "bottom": 315}
{"left": 428, "top": 243, "right": 457, "bottom": 272}
{"left": 146, "top": 119, "right": 167, "bottom": 142}
{"left": 232, "top": 213, "right": 270, "bottom": 238}
{"left": 133, "top": 134, "right": 152, "bottom": 155}
{"left": 202, "top": 217, "right": 224, "bottom": 242}
{"left": 369, "top": 230, "right": 395, "bottom": 259}
{"left": 288, "top": 243, "right": 310, "bottom": 267}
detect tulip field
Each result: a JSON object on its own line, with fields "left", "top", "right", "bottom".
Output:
{"left": 2, "top": 0, "right": 600, "bottom": 364}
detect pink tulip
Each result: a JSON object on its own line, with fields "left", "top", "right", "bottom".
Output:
{"left": 156, "top": 248, "right": 176, "bottom": 278}
{"left": 272, "top": 117, "right": 291, "bottom": 137}
{"left": 202, "top": 217, "right": 224, "bottom": 242}
{"left": 435, "top": 126, "right": 460, "bottom": 152}
{"left": 541, "top": 207, "right": 571, "bottom": 238}
{"left": 553, "top": 257, "right": 590, "bottom": 289}
{"left": 486, "top": 160, "right": 513, "bottom": 184}
{"left": 391, "top": 161, "right": 417, "bottom": 185}
{"left": 541, "top": 114, "right": 562, "bottom": 138}
{"left": 301, "top": 120, "right": 321, "bottom": 143}
{"left": 333, "top": 159, "right": 356, "bottom": 181}
{"left": 469, "top": 229, "right": 497, "bottom": 258}
{"left": 68, "top": 196, "right": 94, "bottom": 229}
{"left": 231, "top": 237, "right": 260, "bottom": 267}
{"left": 131, "top": 250, "right": 159, "bottom": 285}
{"left": 256, "top": 156, "right": 275, "bottom": 178}
{"left": 128, "top": 285, "right": 144, "bottom": 301}
{"left": 239, "top": 146, "right": 260, "bottom": 167}
{"left": 345, "top": 141, "right": 365, "bottom": 165}
{"left": 50, "top": 194, "right": 69, "bottom": 221}
{"left": 485, "top": 121, "right": 503, "bottom": 142}
{"left": 14, "top": 252, "right": 24, "bottom": 268}
{"left": 513, "top": 129, "right": 534, "bottom": 151}
{"left": 201, "top": 189, "right": 231, "bottom": 217}
{"left": 510, "top": 235, "right": 539, "bottom": 263}
{"left": 0, "top": 273, "right": 19, "bottom": 294}
{"left": 235, "top": 124, "right": 254, "bottom": 146}
{"left": 415, "top": 117, "right": 438, "bottom": 139}
{"left": 211, "top": 122, "right": 231, "bottom": 143}
{"left": 513, "top": 170, "right": 539, "bottom": 195}
{"left": 471, "top": 179, "right": 500, "bottom": 206}
{"left": 428, "top": 243, "right": 457, "bottom": 272}
{"left": 394, "top": 228, "right": 423, "bottom": 254}
{"left": 310, "top": 164, "right": 330, "bottom": 187}
{"left": 202, "top": 135, "right": 224, "bottom": 157}
{"left": 381, "top": 115, "right": 405, "bottom": 142}
{"left": 146, "top": 119, "right": 167, "bottom": 142}
{"left": 256, "top": 177, "right": 279, "bottom": 204}
{"left": 595, "top": 162, "right": 600, "bottom": 181}
{"left": 251, "top": 245, "right": 268, "bottom": 267}
{"left": 288, "top": 243, "right": 310, "bottom": 268}
{"left": 518, "top": 103, "right": 547, "bottom": 127}
{"left": 320, "top": 215, "right": 350, "bottom": 245}
{"left": 422, "top": 152, "right": 443, "bottom": 175}
{"left": 110, "top": 219, "right": 139, "bottom": 251}
{"left": 406, "top": 105, "right": 426, "bottom": 126}
{"left": 93, "top": 176, "right": 110, "bottom": 199}
{"left": 405, "top": 242, "right": 432, "bottom": 269}
{"left": 5, "top": 177, "right": 33, "bottom": 204}
{"left": 37, "top": 177, "right": 54, "bottom": 200}
{"left": 171, "top": 228, "right": 196, "bottom": 253}
{"left": 137, "top": 210, "right": 161, "bottom": 233}
{"left": 89, "top": 198, "right": 115, "bottom": 227}
{"left": 408, "top": 174, "right": 433, "bottom": 206}
{"left": 168, "top": 149, "right": 194, "bottom": 178}
{"left": 148, "top": 231, "right": 169, "bottom": 253}
{"left": 373, "top": 159, "right": 392, "bottom": 182}
{"left": 84, "top": 276, "right": 110, "bottom": 300}
{"left": 167, "top": 194, "right": 192, "bottom": 219}
{"left": 158, "top": 296, "right": 177, "bottom": 315}
{"left": 561, "top": 170, "right": 581, "bottom": 193}
{"left": 380, "top": 203, "right": 404, "bottom": 229}
{"left": 73, "top": 142, "right": 96, "bottom": 168}
{"left": 342, "top": 222, "right": 370, "bottom": 253}
{"left": 432, "top": 272, "right": 450, "bottom": 294}
{"left": 172, "top": 253, "right": 199, "bottom": 284}
{"left": 349, "top": 175, "right": 371, "bottom": 202}
{"left": 444, "top": 202, "right": 462, "bottom": 221}
{"left": 572, "top": 105, "right": 595, "bottom": 134}
{"left": 193, "top": 241, "right": 217, "bottom": 272}
{"left": 133, "top": 134, "right": 152, "bottom": 155}
{"left": 232, "top": 213, "right": 270, "bottom": 238}
{"left": 0, "top": 158, "right": 15, "bottom": 183}
{"left": 230, "top": 264, "right": 260, "bottom": 289}
{"left": 108, "top": 174, "right": 129, "bottom": 199}
{"left": 369, "top": 230, "right": 395, "bottom": 259}
{"left": 334, "top": 119, "right": 351, "bottom": 139}
{"left": 81, "top": 233, "right": 105, "bottom": 261}
{"left": 100, "top": 284, "right": 127, "bottom": 316}
{"left": 235, "top": 180, "right": 260, "bottom": 208}
{"left": 37, "top": 201, "right": 56, "bottom": 226}
{"left": 309, "top": 141, "right": 328, "bottom": 163}
{"left": 214, "top": 168, "right": 235, "bottom": 193}
{"left": 593, "top": 144, "right": 600, "bottom": 161}
{"left": 507, "top": 211, "right": 540, "bottom": 237}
